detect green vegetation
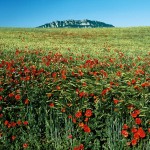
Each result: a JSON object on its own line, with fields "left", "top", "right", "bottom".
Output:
{"left": 0, "top": 27, "right": 150, "bottom": 150}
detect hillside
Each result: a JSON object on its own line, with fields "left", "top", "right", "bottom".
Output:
{"left": 37, "top": 19, "right": 114, "bottom": 28}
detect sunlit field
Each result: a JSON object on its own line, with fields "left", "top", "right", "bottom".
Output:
{"left": 0, "top": 27, "right": 150, "bottom": 150}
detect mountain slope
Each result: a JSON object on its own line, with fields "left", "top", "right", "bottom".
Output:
{"left": 37, "top": 19, "right": 114, "bottom": 28}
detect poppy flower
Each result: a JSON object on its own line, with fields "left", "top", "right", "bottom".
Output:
{"left": 122, "top": 124, "right": 129, "bottom": 130}
{"left": 0, "top": 113, "right": 3, "bottom": 118}
{"left": 101, "top": 88, "right": 110, "bottom": 96}
{"left": 68, "top": 115, "right": 72, "bottom": 119}
{"left": 85, "top": 109, "right": 92, "bottom": 117}
{"left": 121, "top": 130, "right": 129, "bottom": 138}
{"left": 49, "top": 102, "right": 54, "bottom": 107}
{"left": 75, "top": 111, "right": 82, "bottom": 118}
{"left": 72, "top": 118, "right": 76, "bottom": 123}
{"left": 9, "top": 93, "right": 14, "bottom": 98}
{"left": 79, "top": 92, "right": 85, "bottom": 98}
{"left": 17, "top": 120, "right": 22, "bottom": 125}
{"left": 79, "top": 144, "right": 84, "bottom": 150}
{"left": 84, "top": 117, "right": 89, "bottom": 122}
{"left": 15, "top": 94, "right": 21, "bottom": 100}
{"left": 131, "top": 109, "right": 140, "bottom": 118}
{"left": 23, "top": 121, "right": 28, "bottom": 125}
{"left": 141, "top": 82, "right": 149, "bottom": 87}
{"left": 116, "top": 71, "right": 122, "bottom": 76}
{"left": 74, "top": 144, "right": 84, "bottom": 150}
{"left": 135, "top": 118, "right": 142, "bottom": 125}
{"left": 137, "top": 127, "right": 146, "bottom": 138}
{"left": 83, "top": 124, "right": 91, "bottom": 133}
{"left": 131, "top": 139, "right": 137, "bottom": 146}
{"left": 52, "top": 72, "right": 57, "bottom": 78}
{"left": 68, "top": 135, "right": 73, "bottom": 139}
{"left": 79, "top": 122, "right": 84, "bottom": 128}
{"left": 11, "top": 122, "right": 17, "bottom": 127}
{"left": 4, "top": 120, "right": 9, "bottom": 126}
{"left": 24, "top": 99, "right": 29, "bottom": 105}
{"left": 131, "top": 79, "right": 136, "bottom": 84}
{"left": 0, "top": 96, "right": 2, "bottom": 101}
{"left": 133, "top": 132, "right": 140, "bottom": 140}
{"left": 11, "top": 135, "right": 16, "bottom": 141}
{"left": 131, "top": 127, "right": 137, "bottom": 133}
{"left": 113, "top": 99, "right": 119, "bottom": 105}
{"left": 23, "top": 143, "right": 28, "bottom": 149}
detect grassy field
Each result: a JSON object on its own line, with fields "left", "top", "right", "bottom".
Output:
{"left": 0, "top": 27, "right": 150, "bottom": 150}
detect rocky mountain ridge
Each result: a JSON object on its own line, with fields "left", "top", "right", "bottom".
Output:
{"left": 37, "top": 19, "right": 114, "bottom": 28}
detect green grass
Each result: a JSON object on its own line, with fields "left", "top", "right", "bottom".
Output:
{"left": 0, "top": 27, "right": 150, "bottom": 150}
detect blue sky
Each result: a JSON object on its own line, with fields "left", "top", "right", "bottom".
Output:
{"left": 0, "top": 0, "right": 150, "bottom": 27}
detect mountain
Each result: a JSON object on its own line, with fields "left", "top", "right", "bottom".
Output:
{"left": 37, "top": 19, "right": 114, "bottom": 28}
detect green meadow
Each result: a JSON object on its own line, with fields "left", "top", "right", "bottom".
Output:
{"left": 0, "top": 27, "right": 150, "bottom": 150}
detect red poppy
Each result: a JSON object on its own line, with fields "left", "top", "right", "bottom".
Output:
{"left": 68, "top": 135, "right": 73, "bottom": 139}
{"left": 23, "top": 143, "right": 28, "bottom": 149}
{"left": 113, "top": 99, "right": 119, "bottom": 105}
{"left": 84, "top": 117, "right": 89, "bottom": 122}
{"left": 79, "top": 91, "right": 85, "bottom": 98}
{"left": 78, "top": 70, "right": 84, "bottom": 76}
{"left": 11, "top": 135, "right": 16, "bottom": 141}
{"left": 83, "top": 124, "right": 91, "bottom": 133}
{"left": 7, "top": 123, "right": 11, "bottom": 128}
{"left": 68, "top": 115, "right": 72, "bottom": 119}
{"left": 121, "top": 130, "right": 129, "bottom": 138}
{"left": 15, "top": 94, "right": 21, "bottom": 100}
{"left": 101, "top": 88, "right": 110, "bottom": 96}
{"left": 24, "top": 99, "right": 29, "bottom": 105}
{"left": 17, "top": 120, "right": 22, "bottom": 125}
{"left": 85, "top": 109, "right": 92, "bottom": 117}
{"left": 11, "top": 122, "right": 17, "bottom": 127}
{"left": 49, "top": 102, "right": 54, "bottom": 107}
{"left": 79, "top": 122, "right": 84, "bottom": 128}
{"left": 82, "top": 82, "right": 87, "bottom": 87}
{"left": 56, "top": 86, "right": 61, "bottom": 90}
{"left": 72, "top": 118, "right": 76, "bottom": 123}
{"left": 127, "top": 104, "right": 135, "bottom": 110}
{"left": 131, "top": 139, "right": 137, "bottom": 146}
{"left": 61, "top": 108, "right": 66, "bottom": 113}
{"left": 9, "top": 93, "right": 14, "bottom": 98}
{"left": 75, "top": 111, "right": 82, "bottom": 118}
{"left": 79, "top": 144, "right": 84, "bottom": 150}
{"left": 23, "top": 121, "right": 28, "bottom": 125}
{"left": 141, "top": 82, "right": 149, "bottom": 87}
{"left": 0, "top": 88, "right": 4, "bottom": 92}
{"left": 0, "top": 113, "right": 3, "bottom": 118}
{"left": 74, "top": 144, "right": 84, "bottom": 150}
{"left": 122, "top": 124, "right": 129, "bottom": 130}
{"left": 131, "top": 79, "right": 136, "bottom": 84}
{"left": 116, "top": 71, "right": 122, "bottom": 76}
{"left": 131, "top": 127, "right": 137, "bottom": 133}
{"left": 4, "top": 120, "right": 9, "bottom": 126}
{"left": 133, "top": 132, "right": 140, "bottom": 140}
{"left": 131, "top": 109, "right": 140, "bottom": 118}
{"left": 135, "top": 118, "right": 142, "bottom": 125}
{"left": 52, "top": 72, "right": 57, "bottom": 78}
{"left": 137, "top": 127, "right": 146, "bottom": 138}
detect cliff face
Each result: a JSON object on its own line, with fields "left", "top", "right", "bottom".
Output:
{"left": 37, "top": 19, "right": 114, "bottom": 28}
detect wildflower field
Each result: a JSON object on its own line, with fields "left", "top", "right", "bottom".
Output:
{"left": 0, "top": 27, "right": 150, "bottom": 150}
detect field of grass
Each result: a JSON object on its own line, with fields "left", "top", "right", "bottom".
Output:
{"left": 0, "top": 27, "right": 150, "bottom": 150}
